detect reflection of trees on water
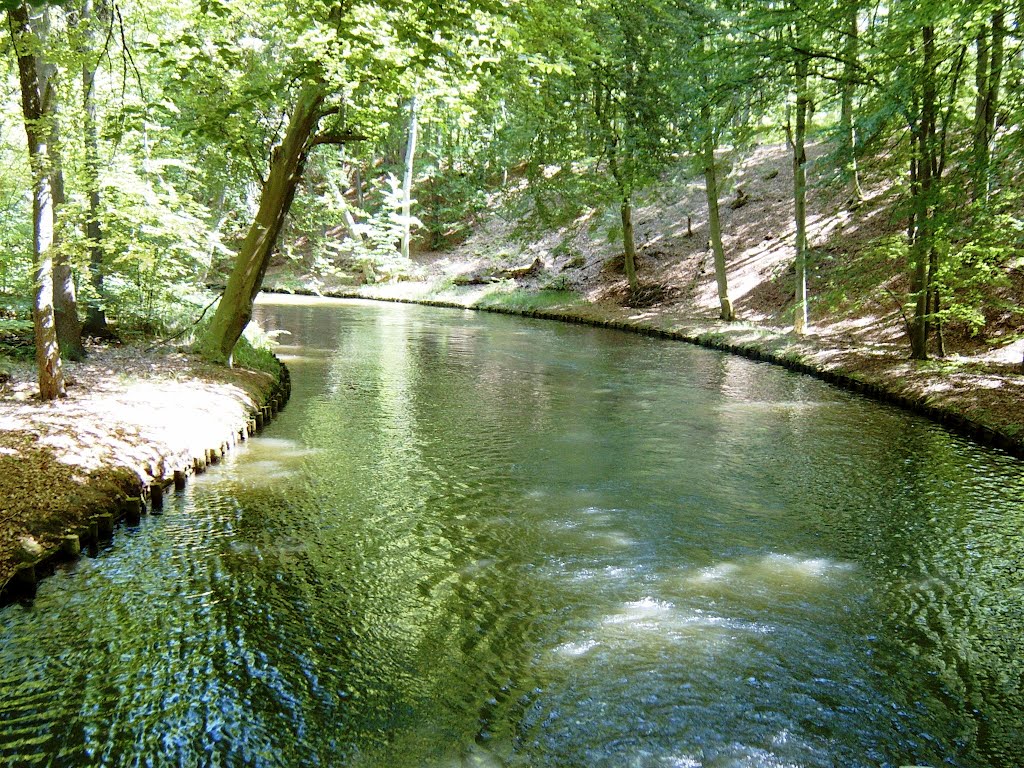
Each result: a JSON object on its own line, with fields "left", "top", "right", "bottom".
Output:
{"left": 9, "top": 300, "right": 1020, "bottom": 766}
{"left": 773, "top": 403, "right": 1024, "bottom": 765}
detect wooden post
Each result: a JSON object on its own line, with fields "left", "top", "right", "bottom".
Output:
{"left": 11, "top": 564, "right": 37, "bottom": 598}
{"left": 96, "top": 513, "right": 114, "bottom": 539}
{"left": 173, "top": 469, "right": 187, "bottom": 491}
{"left": 124, "top": 497, "right": 142, "bottom": 526}
{"left": 194, "top": 455, "right": 206, "bottom": 473}
{"left": 60, "top": 534, "right": 80, "bottom": 558}
{"left": 150, "top": 482, "right": 164, "bottom": 511}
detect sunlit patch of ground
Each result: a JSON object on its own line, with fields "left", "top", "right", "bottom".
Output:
{"left": 0, "top": 341, "right": 275, "bottom": 587}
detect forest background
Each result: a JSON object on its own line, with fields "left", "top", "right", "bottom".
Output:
{"left": 0, "top": 0, "right": 1021, "bottom": 402}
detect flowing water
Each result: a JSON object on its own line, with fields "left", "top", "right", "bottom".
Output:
{"left": 2, "top": 296, "right": 1024, "bottom": 768}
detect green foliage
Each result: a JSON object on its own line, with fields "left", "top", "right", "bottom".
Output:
{"left": 62, "top": 157, "right": 216, "bottom": 335}
{"left": 232, "top": 323, "right": 283, "bottom": 377}
{"left": 932, "top": 203, "right": 1023, "bottom": 334}
{"left": 419, "top": 165, "right": 489, "bottom": 248}
{"left": 475, "top": 287, "right": 579, "bottom": 311}
{"left": 326, "top": 174, "right": 419, "bottom": 283}
{"left": 0, "top": 301, "right": 33, "bottom": 361}
{"left": 0, "top": 0, "right": 1021, "bottom": 368}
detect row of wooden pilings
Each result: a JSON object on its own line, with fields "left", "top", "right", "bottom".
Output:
{"left": 0, "top": 361, "right": 292, "bottom": 606}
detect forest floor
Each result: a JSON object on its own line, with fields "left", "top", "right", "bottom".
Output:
{"left": 0, "top": 343, "right": 278, "bottom": 596}
{"left": 266, "top": 141, "right": 1024, "bottom": 452}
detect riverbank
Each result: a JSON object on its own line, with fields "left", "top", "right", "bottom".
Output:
{"left": 265, "top": 285, "right": 1024, "bottom": 457}
{"left": 261, "top": 142, "right": 1022, "bottom": 458}
{"left": 0, "top": 342, "right": 289, "bottom": 602}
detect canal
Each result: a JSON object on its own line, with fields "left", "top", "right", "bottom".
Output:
{"left": 2, "top": 296, "right": 1023, "bottom": 767}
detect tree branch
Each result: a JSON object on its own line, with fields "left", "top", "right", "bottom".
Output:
{"left": 309, "top": 129, "right": 367, "bottom": 147}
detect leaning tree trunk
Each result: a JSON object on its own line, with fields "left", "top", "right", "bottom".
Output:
{"left": 701, "top": 115, "right": 734, "bottom": 321}
{"left": 792, "top": 28, "right": 810, "bottom": 335}
{"left": 10, "top": 1, "right": 64, "bottom": 399}
{"left": 197, "top": 84, "right": 325, "bottom": 364}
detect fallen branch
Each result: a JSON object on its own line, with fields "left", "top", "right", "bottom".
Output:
{"left": 145, "top": 292, "right": 222, "bottom": 352}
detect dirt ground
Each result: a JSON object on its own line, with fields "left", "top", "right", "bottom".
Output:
{"left": 0, "top": 342, "right": 278, "bottom": 593}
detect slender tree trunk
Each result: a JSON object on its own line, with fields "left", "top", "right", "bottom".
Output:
{"left": 401, "top": 93, "right": 418, "bottom": 261}
{"left": 792, "top": 30, "right": 810, "bottom": 335}
{"left": 909, "top": 127, "right": 930, "bottom": 360}
{"left": 910, "top": 26, "right": 937, "bottom": 360}
{"left": 930, "top": 267, "right": 946, "bottom": 356}
{"left": 620, "top": 195, "right": 639, "bottom": 293}
{"left": 988, "top": 10, "right": 1005, "bottom": 156}
{"left": 840, "top": 1, "right": 862, "bottom": 199}
{"left": 205, "top": 183, "right": 228, "bottom": 277}
{"left": 10, "top": 2, "right": 64, "bottom": 399}
{"left": 973, "top": 11, "right": 1005, "bottom": 201}
{"left": 701, "top": 115, "right": 734, "bottom": 321}
{"left": 46, "top": 93, "right": 85, "bottom": 359}
{"left": 607, "top": 146, "right": 639, "bottom": 293}
{"left": 81, "top": 0, "right": 109, "bottom": 337}
{"left": 974, "top": 26, "right": 991, "bottom": 201}
{"left": 197, "top": 84, "right": 325, "bottom": 364}
{"left": 29, "top": 7, "right": 84, "bottom": 360}
{"left": 355, "top": 164, "right": 364, "bottom": 210}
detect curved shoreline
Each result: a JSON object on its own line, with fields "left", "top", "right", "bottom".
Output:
{"left": 0, "top": 359, "right": 292, "bottom": 607}
{"left": 265, "top": 287, "right": 1024, "bottom": 459}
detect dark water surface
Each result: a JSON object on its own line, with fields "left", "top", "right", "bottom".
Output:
{"left": 2, "top": 296, "right": 1023, "bottom": 767}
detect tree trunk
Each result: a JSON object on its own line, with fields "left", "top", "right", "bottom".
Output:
{"left": 620, "top": 195, "right": 639, "bottom": 293}
{"left": 10, "top": 1, "right": 65, "bottom": 399}
{"left": 910, "top": 26, "right": 937, "bottom": 361}
{"left": 46, "top": 91, "right": 85, "bottom": 360}
{"left": 355, "top": 164, "right": 364, "bottom": 210}
{"left": 909, "top": 128, "right": 930, "bottom": 360}
{"left": 401, "top": 93, "right": 418, "bottom": 261}
{"left": 973, "top": 11, "right": 1004, "bottom": 201}
{"left": 81, "top": 0, "right": 109, "bottom": 337}
{"left": 793, "top": 29, "right": 810, "bottom": 335}
{"left": 701, "top": 114, "right": 734, "bottom": 321}
{"left": 973, "top": 25, "right": 990, "bottom": 200}
{"left": 840, "top": 0, "right": 862, "bottom": 199}
{"left": 30, "top": 6, "right": 85, "bottom": 360}
{"left": 197, "top": 84, "right": 325, "bottom": 364}
{"left": 607, "top": 147, "right": 639, "bottom": 294}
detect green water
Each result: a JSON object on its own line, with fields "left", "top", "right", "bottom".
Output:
{"left": 2, "top": 296, "right": 1023, "bottom": 767}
